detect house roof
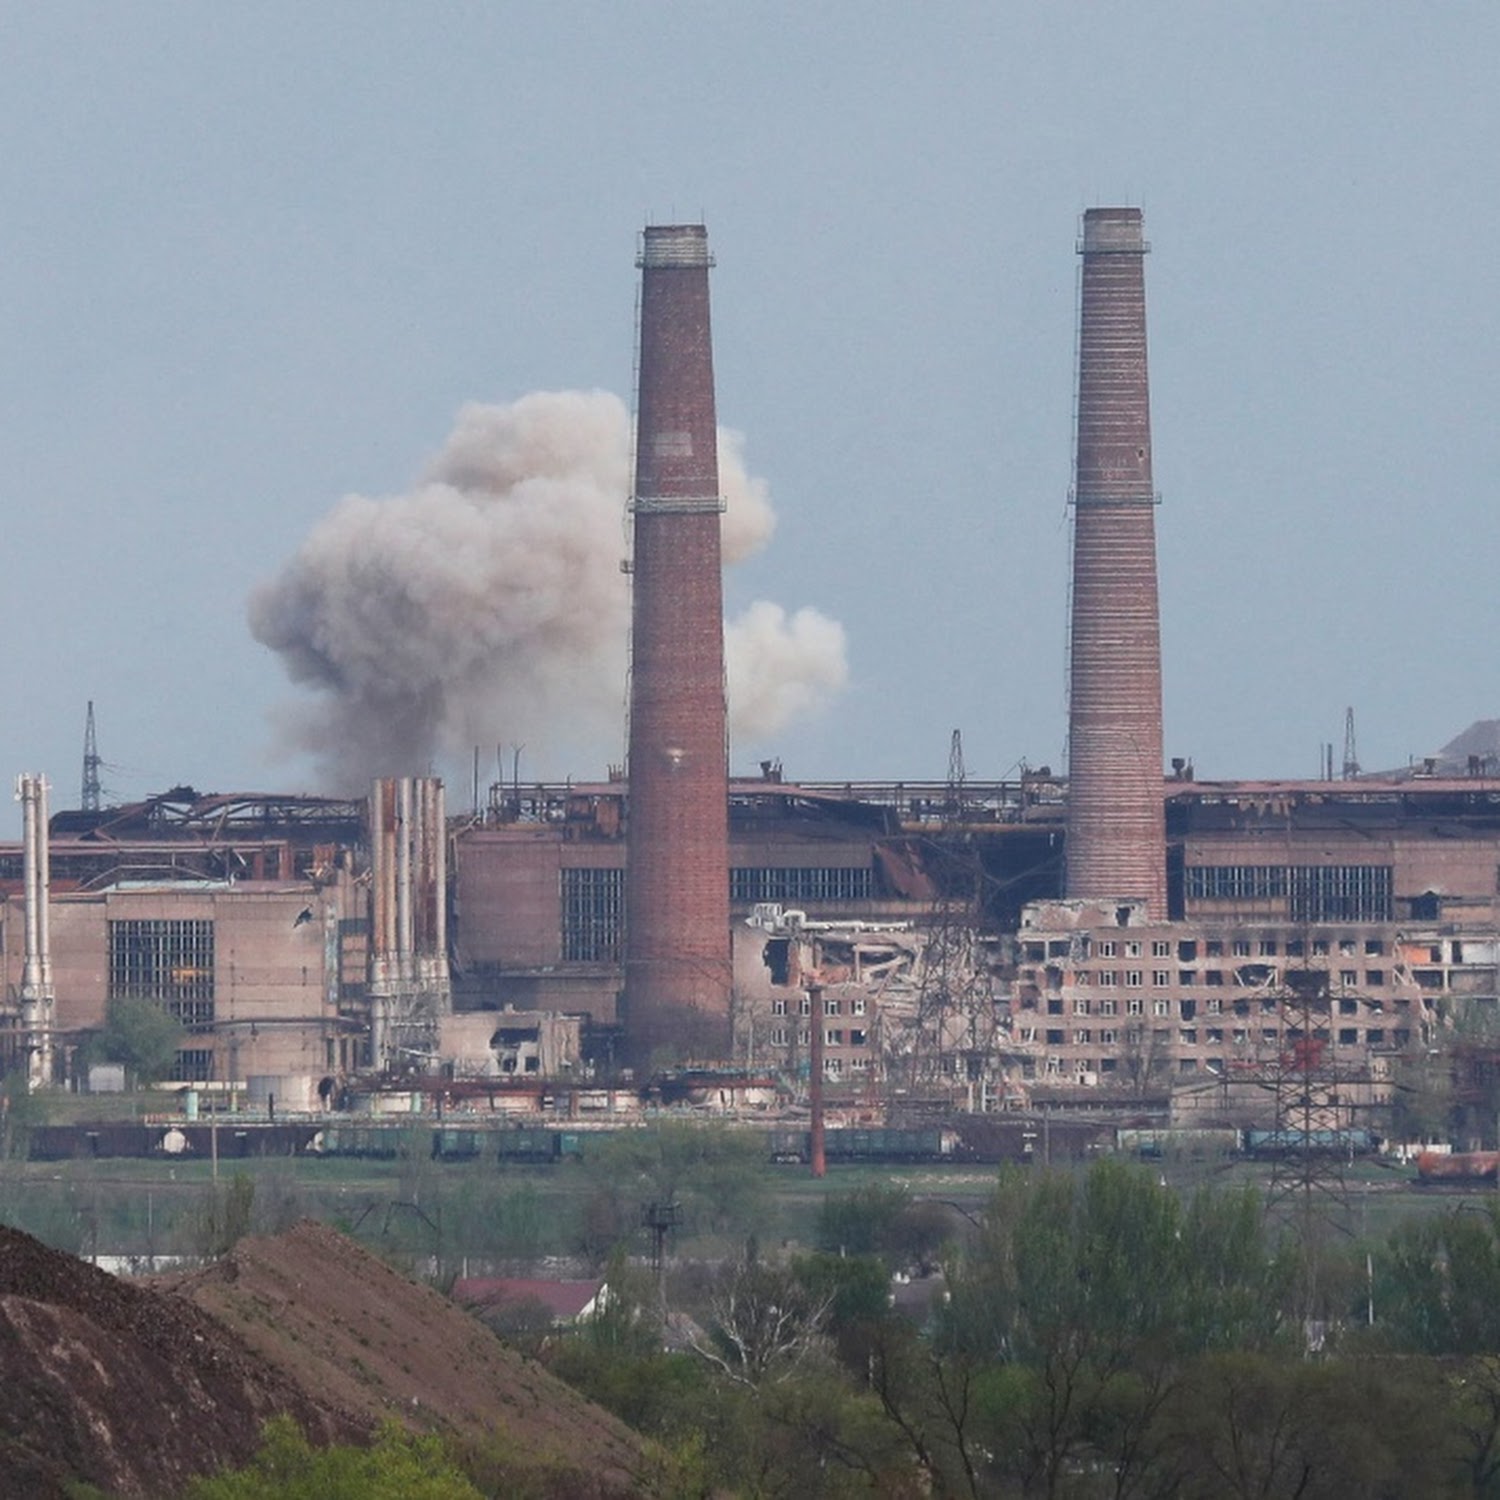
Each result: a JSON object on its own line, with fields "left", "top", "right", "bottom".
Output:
{"left": 452, "top": 1277, "right": 602, "bottom": 1321}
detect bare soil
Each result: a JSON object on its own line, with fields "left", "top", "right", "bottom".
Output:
{"left": 0, "top": 1219, "right": 643, "bottom": 1497}
{"left": 0, "top": 1223, "right": 356, "bottom": 1497}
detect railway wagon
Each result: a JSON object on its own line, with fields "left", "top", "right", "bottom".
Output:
{"left": 765, "top": 1126, "right": 956, "bottom": 1165}
{"left": 28, "top": 1122, "right": 318, "bottom": 1161}
{"left": 1242, "top": 1127, "right": 1377, "bottom": 1159}
{"left": 1416, "top": 1150, "right": 1500, "bottom": 1186}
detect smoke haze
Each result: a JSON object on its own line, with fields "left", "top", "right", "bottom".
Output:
{"left": 249, "top": 390, "right": 847, "bottom": 789}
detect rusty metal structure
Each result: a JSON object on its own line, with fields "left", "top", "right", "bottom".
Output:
{"left": 621, "top": 225, "right": 733, "bottom": 1067}
{"left": 1065, "top": 207, "right": 1167, "bottom": 918}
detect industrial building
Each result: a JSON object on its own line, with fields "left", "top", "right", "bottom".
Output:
{"left": 1, "top": 212, "right": 1497, "bottom": 1131}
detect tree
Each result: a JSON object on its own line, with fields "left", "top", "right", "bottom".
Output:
{"left": 587, "top": 1121, "right": 768, "bottom": 1243}
{"left": 930, "top": 1161, "right": 1290, "bottom": 1497}
{"left": 184, "top": 1417, "right": 481, "bottom": 1500}
{"left": 1389, "top": 1042, "right": 1456, "bottom": 1144}
{"left": 1377, "top": 1202, "right": 1500, "bottom": 1355}
{"left": 0, "top": 1069, "right": 51, "bottom": 1159}
{"left": 195, "top": 1172, "right": 256, "bottom": 1259}
{"left": 691, "top": 1255, "right": 832, "bottom": 1386}
{"left": 88, "top": 997, "right": 185, "bottom": 1088}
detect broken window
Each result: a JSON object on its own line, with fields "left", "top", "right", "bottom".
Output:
{"left": 732, "top": 866, "right": 873, "bottom": 903}
{"left": 561, "top": 868, "right": 624, "bottom": 962}
{"left": 108, "top": 919, "right": 215, "bottom": 1027}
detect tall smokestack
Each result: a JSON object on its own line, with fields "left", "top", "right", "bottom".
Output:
{"left": 1065, "top": 208, "right": 1167, "bottom": 917}
{"left": 622, "top": 224, "right": 732, "bottom": 1067}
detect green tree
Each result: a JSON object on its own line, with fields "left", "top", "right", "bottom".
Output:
{"left": 1389, "top": 1042, "right": 1456, "bottom": 1143}
{"left": 1377, "top": 1202, "right": 1500, "bottom": 1355}
{"left": 184, "top": 1416, "right": 481, "bottom": 1500}
{"left": 930, "top": 1161, "right": 1290, "bottom": 1497}
{"left": 1, "top": 1069, "right": 51, "bottom": 1159}
{"left": 194, "top": 1172, "right": 256, "bottom": 1259}
{"left": 87, "top": 997, "right": 185, "bottom": 1087}
{"left": 817, "top": 1183, "right": 915, "bottom": 1257}
{"left": 587, "top": 1121, "right": 767, "bottom": 1242}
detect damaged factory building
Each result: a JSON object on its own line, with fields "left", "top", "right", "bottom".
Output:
{"left": 3, "top": 209, "right": 1500, "bottom": 1132}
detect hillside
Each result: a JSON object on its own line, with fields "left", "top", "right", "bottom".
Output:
{"left": 174, "top": 1220, "right": 643, "bottom": 1493}
{"left": 0, "top": 1224, "right": 358, "bottom": 1497}
{"left": 0, "top": 1220, "right": 643, "bottom": 1496}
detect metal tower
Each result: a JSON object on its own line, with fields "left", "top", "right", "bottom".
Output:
{"left": 81, "top": 701, "right": 102, "bottom": 814}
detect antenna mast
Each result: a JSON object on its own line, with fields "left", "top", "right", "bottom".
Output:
{"left": 1341, "top": 707, "right": 1360, "bottom": 781}
{"left": 81, "top": 701, "right": 102, "bottom": 813}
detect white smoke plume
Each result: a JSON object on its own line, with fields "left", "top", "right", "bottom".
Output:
{"left": 249, "top": 390, "right": 846, "bottom": 789}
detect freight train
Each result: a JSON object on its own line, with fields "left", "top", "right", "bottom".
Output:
{"left": 18, "top": 1118, "right": 1385, "bottom": 1168}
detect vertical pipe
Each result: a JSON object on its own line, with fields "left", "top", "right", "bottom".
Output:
{"left": 808, "top": 975, "right": 826, "bottom": 1179}
{"left": 1064, "top": 207, "right": 1167, "bottom": 917}
{"left": 431, "top": 779, "right": 450, "bottom": 986}
{"left": 622, "top": 223, "right": 733, "bottom": 1069}
{"left": 396, "top": 776, "right": 414, "bottom": 983}
{"left": 37, "top": 777, "right": 53, "bottom": 1079}
{"left": 19, "top": 777, "right": 41, "bottom": 994}
{"left": 16, "top": 775, "right": 54, "bottom": 1088}
{"left": 368, "top": 779, "right": 388, "bottom": 1070}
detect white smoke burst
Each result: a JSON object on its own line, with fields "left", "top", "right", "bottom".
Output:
{"left": 249, "top": 390, "right": 847, "bottom": 789}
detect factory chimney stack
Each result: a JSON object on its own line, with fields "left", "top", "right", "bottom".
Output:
{"left": 1064, "top": 208, "right": 1167, "bottom": 917}
{"left": 622, "top": 224, "right": 733, "bottom": 1067}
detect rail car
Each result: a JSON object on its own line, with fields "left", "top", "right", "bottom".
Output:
{"left": 764, "top": 1126, "right": 959, "bottom": 1165}
{"left": 26, "top": 1122, "right": 320, "bottom": 1161}
{"left": 1241, "top": 1127, "right": 1378, "bottom": 1160}
{"left": 1415, "top": 1150, "right": 1500, "bottom": 1187}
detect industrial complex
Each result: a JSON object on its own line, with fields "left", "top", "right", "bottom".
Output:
{"left": 3, "top": 212, "right": 1498, "bottom": 1149}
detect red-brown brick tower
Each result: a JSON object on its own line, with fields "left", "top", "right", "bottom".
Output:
{"left": 1065, "top": 208, "right": 1168, "bottom": 917}
{"left": 622, "top": 224, "right": 732, "bottom": 1068}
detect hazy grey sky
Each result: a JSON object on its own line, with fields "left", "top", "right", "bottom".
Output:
{"left": 2, "top": 3, "right": 1496, "bottom": 831}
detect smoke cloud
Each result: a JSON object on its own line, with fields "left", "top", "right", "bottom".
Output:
{"left": 249, "top": 390, "right": 846, "bottom": 789}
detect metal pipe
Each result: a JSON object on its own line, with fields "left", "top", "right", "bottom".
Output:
{"left": 396, "top": 776, "right": 414, "bottom": 983}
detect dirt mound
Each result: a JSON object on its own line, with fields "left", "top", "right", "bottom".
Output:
{"left": 175, "top": 1220, "right": 643, "bottom": 1493}
{"left": 0, "top": 1224, "right": 359, "bottom": 1497}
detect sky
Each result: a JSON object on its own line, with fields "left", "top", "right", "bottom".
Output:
{"left": 1, "top": 3, "right": 1496, "bottom": 833}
